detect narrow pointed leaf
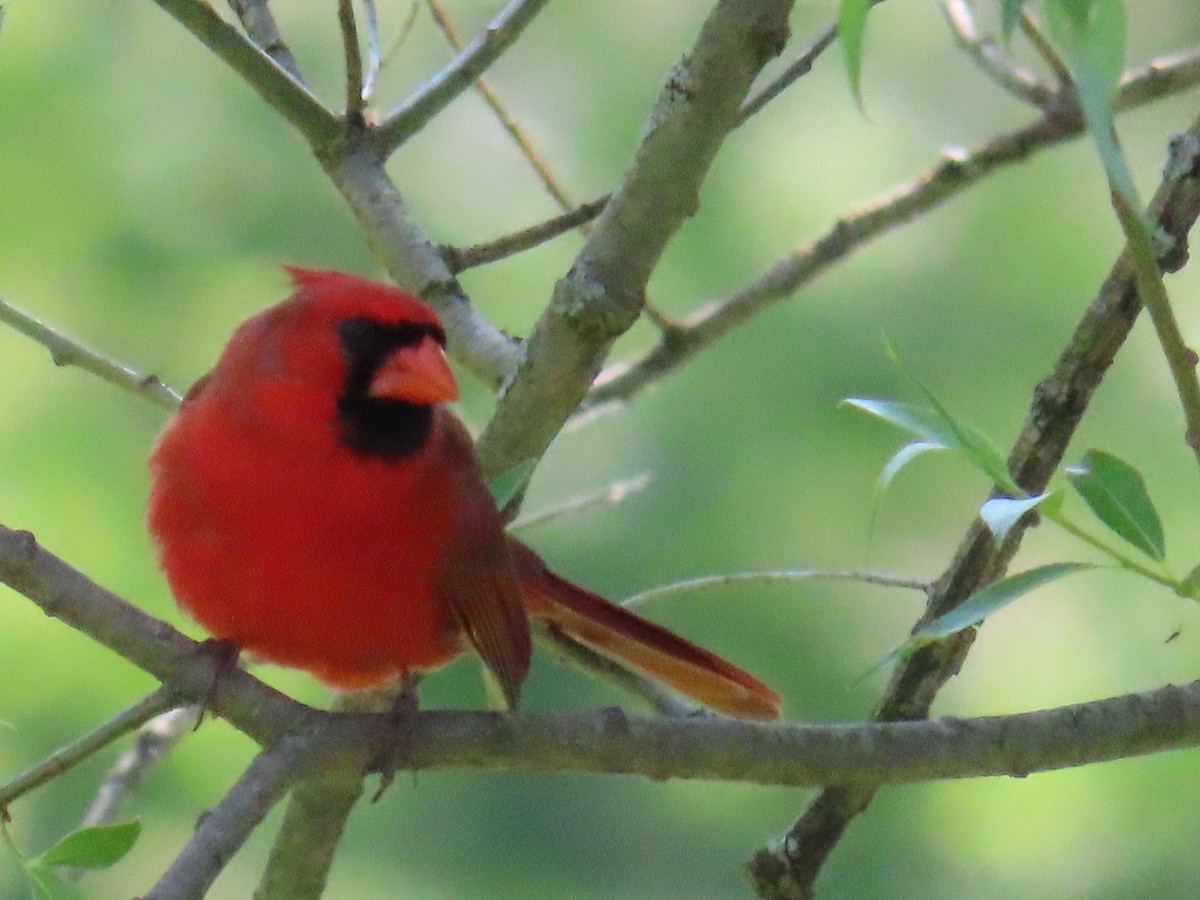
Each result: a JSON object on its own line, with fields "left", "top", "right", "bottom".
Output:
{"left": 904, "top": 562, "right": 1093, "bottom": 651}
{"left": 846, "top": 394, "right": 1016, "bottom": 494}
{"left": 1065, "top": 450, "right": 1164, "bottom": 560}
{"left": 980, "top": 492, "right": 1058, "bottom": 542}
{"left": 37, "top": 821, "right": 140, "bottom": 870}
{"left": 838, "top": 0, "right": 872, "bottom": 108}
{"left": 879, "top": 440, "right": 947, "bottom": 491}
{"left": 1046, "top": 0, "right": 1136, "bottom": 208}
{"left": 846, "top": 397, "right": 954, "bottom": 443}
{"left": 487, "top": 459, "right": 537, "bottom": 510}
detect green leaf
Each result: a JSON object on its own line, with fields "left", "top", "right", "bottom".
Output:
{"left": 845, "top": 395, "right": 1017, "bottom": 494}
{"left": 1065, "top": 449, "right": 1164, "bottom": 560}
{"left": 904, "top": 562, "right": 1094, "bottom": 652}
{"left": 878, "top": 440, "right": 946, "bottom": 491}
{"left": 25, "top": 866, "right": 85, "bottom": 900}
{"left": 838, "top": 0, "right": 872, "bottom": 108}
{"left": 1001, "top": 0, "right": 1028, "bottom": 43}
{"left": 980, "top": 492, "right": 1059, "bottom": 542}
{"left": 1045, "top": 0, "right": 1136, "bottom": 208}
{"left": 487, "top": 459, "right": 537, "bottom": 511}
{"left": 37, "top": 821, "right": 140, "bottom": 870}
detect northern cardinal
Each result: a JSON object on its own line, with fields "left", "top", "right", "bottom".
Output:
{"left": 147, "top": 268, "right": 780, "bottom": 719}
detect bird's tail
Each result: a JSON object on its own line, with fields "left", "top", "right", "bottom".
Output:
{"left": 510, "top": 541, "right": 781, "bottom": 720}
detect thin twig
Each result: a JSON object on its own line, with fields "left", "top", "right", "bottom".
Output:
{"left": 143, "top": 735, "right": 317, "bottom": 900}
{"left": 440, "top": 195, "right": 611, "bottom": 272}
{"left": 226, "top": 0, "right": 307, "bottom": 85}
{"left": 1112, "top": 188, "right": 1200, "bottom": 465}
{"left": 475, "top": 0, "right": 795, "bottom": 480}
{"left": 337, "top": 0, "right": 366, "bottom": 119}
{"left": 1020, "top": 8, "right": 1072, "bottom": 85}
{"left": 738, "top": 0, "right": 888, "bottom": 123}
{"left": 621, "top": 568, "right": 930, "bottom": 609}
{"left": 1115, "top": 45, "right": 1200, "bottom": 111}
{"left": 151, "top": 0, "right": 338, "bottom": 148}
{"left": 376, "top": 0, "right": 552, "bottom": 154}
{"left": 738, "top": 23, "right": 838, "bottom": 123}
{"left": 378, "top": 1, "right": 421, "bottom": 73}
{"left": 747, "top": 109, "right": 1200, "bottom": 898}
{"left": 77, "top": 706, "right": 200, "bottom": 830}
{"left": 511, "top": 473, "right": 651, "bottom": 531}
{"left": 940, "top": 0, "right": 1053, "bottom": 106}
{"left": 60, "top": 705, "right": 202, "bottom": 883}
{"left": 361, "top": 0, "right": 382, "bottom": 103}
{"left": 0, "top": 689, "right": 179, "bottom": 808}
{"left": 426, "top": 0, "right": 575, "bottom": 211}
{"left": 585, "top": 46, "right": 1200, "bottom": 410}
{"left": 0, "top": 298, "right": 183, "bottom": 410}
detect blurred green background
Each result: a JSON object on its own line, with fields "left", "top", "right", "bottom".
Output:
{"left": 3, "top": 1, "right": 1200, "bottom": 897}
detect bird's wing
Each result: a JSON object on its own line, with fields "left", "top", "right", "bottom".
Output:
{"left": 434, "top": 417, "right": 532, "bottom": 709}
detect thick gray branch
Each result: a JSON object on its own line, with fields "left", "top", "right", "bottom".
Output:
{"left": 476, "top": 0, "right": 794, "bottom": 478}
{"left": 7, "top": 523, "right": 1200, "bottom": 791}
{"left": 747, "top": 109, "right": 1200, "bottom": 899}
{"left": 143, "top": 734, "right": 316, "bottom": 900}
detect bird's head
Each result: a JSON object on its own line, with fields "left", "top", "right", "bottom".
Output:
{"left": 200, "top": 267, "right": 460, "bottom": 461}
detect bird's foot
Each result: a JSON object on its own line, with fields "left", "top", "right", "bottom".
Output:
{"left": 371, "top": 673, "right": 421, "bottom": 801}
{"left": 193, "top": 638, "right": 242, "bottom": 729}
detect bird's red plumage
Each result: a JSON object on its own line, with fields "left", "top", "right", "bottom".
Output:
{"left": 147, "top": 268, "right": 780, "bottom": 718}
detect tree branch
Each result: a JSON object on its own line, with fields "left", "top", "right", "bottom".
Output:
{"left": 143, "top": 734, "right": 317, "bottom": 900}
{"left": 7, "top": 523, "right": 1200, "bottom": 845}
{"left": 475, "top": 0, "right": 795, "bottom": 480}
{"left": 439, "top": 196, "right": 610, "bottom": 273}
{"left": 586, "top": 46, "right": 1200, "bottom": 410}
{"left": 426, "top": 0, "right": 575, "bottom": 212}
{"left": 0, "top": 525, "right": 309, "bottom": 748}
{"left": 375, "top": 0, "right": 552, "bottom": 154}
{"left": 0, "top": 298, "right": 182, "bottom": 410}
{"left": 149, "top": 0, "right": 338, "bottom": 149}
{"left": 226, "top": 0, "right": 306, "bottom": 85}
{"left": 76, "top": 706, "right": 200, "bottom": 829}
{"left": 737, "top": 0, "right": 891, "bottom": 123}
{"left": 337, "top": 0, "right": 366, "bottom": 120}
{"left": 746, "top": 110, "right": 1200, "bottom": 899}
{"left": 155, "top": 0, "right": 527, "bottom": 389}
{"left": 0, "top": 688, "right": 179, "bottom": 808}
{"left": 940, "top": 0, "right": 1054, "bottom": 107}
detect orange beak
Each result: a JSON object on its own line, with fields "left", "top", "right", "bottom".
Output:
{"left": 368, "top": 335, "right": 459, "bottom": 405}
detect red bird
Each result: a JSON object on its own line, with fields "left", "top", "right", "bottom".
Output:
{"left": 147, "top": 268, "right": 780, "bottom": 720}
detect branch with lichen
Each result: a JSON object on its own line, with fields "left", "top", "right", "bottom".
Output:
{"left": 585, "top": 43, "right": 1200, "bottom": 411}
{"left": 746, "top": 108, "right": 1200, "bottom": 900}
